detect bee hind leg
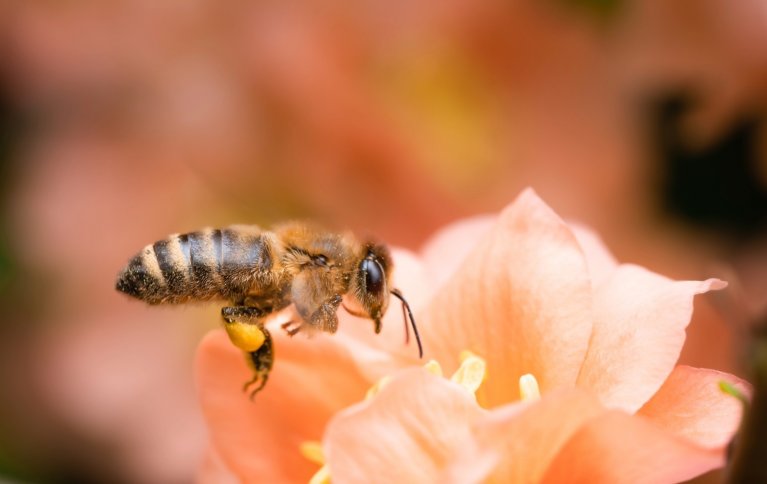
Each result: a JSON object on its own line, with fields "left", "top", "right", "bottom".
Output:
{"left": 221, "top": 305, "right": 269, "bottom": 324}
{"left": 221, "top": 305, "right": 272, "bottom": 353}
{"left": 244, "top": 328, "right": 274, "bottom": 400}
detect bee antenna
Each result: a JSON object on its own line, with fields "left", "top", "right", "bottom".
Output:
{"left": 391, "top": 288, "right": 423, "bottom": 358}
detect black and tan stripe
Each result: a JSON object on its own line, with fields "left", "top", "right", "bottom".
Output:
{"left": 153, "top": 234, "right": 191, "bottom": 299}
{"left": 115, "top": 243, "right": 168, "bottom": 304}
{"left": 219, "top": 225, "right": 272, "bottom": 299}
{"left": 116, "top": 225, "right": 273, "bottom": 304}
{"left": 186, "top": 228, "right": 225, "bottom": 299}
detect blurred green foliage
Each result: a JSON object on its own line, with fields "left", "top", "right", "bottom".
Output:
{"left": 0, "top": 82, "right": 19, "bottom": 301}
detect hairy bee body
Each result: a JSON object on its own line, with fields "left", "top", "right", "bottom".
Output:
{"left": 116, "top": 225, "right": 281, "bottom": 305}
{"left": 116, "top": 222, "right": 421, "bottom": 398}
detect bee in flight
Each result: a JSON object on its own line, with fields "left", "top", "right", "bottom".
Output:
{"left": 115, "top": 222, "right": 422, "bottom": 398}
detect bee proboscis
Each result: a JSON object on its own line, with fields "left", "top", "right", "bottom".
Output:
{"left": 116, "top": 222, "right": 422, "bottom": 398}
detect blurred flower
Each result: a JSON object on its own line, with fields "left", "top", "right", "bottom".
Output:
{"left": 196, "top": 189, "right": 747, "bottom": 482}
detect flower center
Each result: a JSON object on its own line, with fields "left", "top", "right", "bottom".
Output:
{"left": 302, "top": 351, "right": 488, "bottom": 482}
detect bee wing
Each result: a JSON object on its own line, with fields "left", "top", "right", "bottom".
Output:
{"left": 291, "top": 270, "right": 341, "bottom": 334}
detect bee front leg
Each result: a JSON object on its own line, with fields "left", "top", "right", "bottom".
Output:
{"left": 308, "top": 294, "right": 342, "bottom": 333}
{"left": 243, "top": 327, "right": 274, "bottom": 400}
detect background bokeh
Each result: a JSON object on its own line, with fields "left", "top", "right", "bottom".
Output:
{"left": 1, "top": 0, "right": 766, "bottom": 482}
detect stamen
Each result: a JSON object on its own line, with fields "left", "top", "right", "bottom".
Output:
{"left": 450, "top": 351, "right": 486, "bottom": 395}
{"left": 301, "top": 441, "right": 331, "bottom": 484}
{"left": 367, "top": 360, "right": 444, "bottom": 400}
{"left": 299, "top": 441, "right": 324, "bottom": 466}
{"left": 519, "top": 373, "right": 540, "bottom": 401}
{"left": 365, "top": 375, "right": 392, "bottom": 400}
{"left": 424, "top": 359, "right": 443, "bottom": 377}
{"left": 309, "top": 466, "right": 331, "bottom": 484}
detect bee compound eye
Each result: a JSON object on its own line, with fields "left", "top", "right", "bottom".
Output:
{"left": 362, "top": 257, "right": 384, "bottom": 295}
{"left": 312, "top": 254, "right": 328, "bottom": 267}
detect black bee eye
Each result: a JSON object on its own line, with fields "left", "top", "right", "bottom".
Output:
{"left": 361, "top": 257, "right": 384, "bottom": 295}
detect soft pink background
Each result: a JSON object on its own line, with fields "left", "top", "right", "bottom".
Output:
{"left": 1, "top": 0, "right": 765, "bottom": 481}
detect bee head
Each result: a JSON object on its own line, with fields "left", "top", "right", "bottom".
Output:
{"left": 345, "top": 241, "right": 424, "bottom": 358}
{"left": 350, "top": 243, "right": 392, "bottom": 327}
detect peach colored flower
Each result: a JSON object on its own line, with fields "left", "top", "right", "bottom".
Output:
{"left": 196, "top": 189, "right": 747, "bottom": 483}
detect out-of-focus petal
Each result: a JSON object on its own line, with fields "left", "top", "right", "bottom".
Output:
{"left": 576, "top": 265, "right": 726, "bottom": 412}
{"left": 324, "top": 368, "right": 485, "bottom": 483}
{"left": 541, "top": 411, "right": 724, "bottom": 484}
{"left": 195, "top": 329, "right": 371, "bottom": 482}
{"left": 197, "top": 447, "right": 239, "bottom": 484}
{"left": 423, "top": 189, "right": 594, "bottom": 406}
{"left": 638, "top": 365, "right": 748, "bottom": 449}
{"left": 453, "top": 388, "right": 605, "bottom": 484}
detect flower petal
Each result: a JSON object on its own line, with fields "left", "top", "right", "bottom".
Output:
{"left": 195, "top": 328, "right": 372, "bottom": 481}
{"left": 452, "top": 388, "right": 605, "bottom": 484}
{"left": 324, "top": 368, "right": 486, "bottom": 483}
{"left": 198, "top": 446, "right": 239, "bottom": 484}
{"left": 638, "top": 365, "right": 748, "bottom": 449}
{"left": 568, "top": 222, "right": 618, "bottom": 286}
{"left": 420, "top": 214, "right": 496, "bottom": 290}
{"left": 541, "top": 411, "right": 724, "bottom": 484}
{"left": 576, "top": 265, "right": 726, "bottom": 412}
{"left": 422, "top": 188, "right": 594, "bottom": 406}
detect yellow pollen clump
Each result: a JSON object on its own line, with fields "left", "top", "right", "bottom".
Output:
{"left": 519, "top": 373, "right": 541, "bottom": 401}
{"left": 224, "top": 322, "right": 266, "bottom": 352}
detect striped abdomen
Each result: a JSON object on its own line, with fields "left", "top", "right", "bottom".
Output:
{"left": 116, "top": 225, "right": 274, "bottom": 304}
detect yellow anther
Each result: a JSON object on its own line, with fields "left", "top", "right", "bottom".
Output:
{"left": 424, "top": 359, "right": 443, "bottom": 377}
{"left": 450, "top": 352, "right": 486, "bottom": 395}
{"left": 519, "top": 373, "right": 541, "bottom": 401}
{"left": 299, "top": 441, "right": 324, "bottom": 466}
{"left": 309, "top": 465, "right": 331, "bottom": 484}
{"left": 224, "top": 322, "right": 266, "bottom": 352}
{"left": 458, "top": 350, "right": 475, "bottom": 363}
{"left": 300, "top": 441, "right": 330, "bottom": 484}
{"left": 365, "top": 375, "right": 392, "bottom": 400}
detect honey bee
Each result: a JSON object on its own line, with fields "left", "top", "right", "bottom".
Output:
{"left": 115, "top": 222, "right": 422, "bottom": 398}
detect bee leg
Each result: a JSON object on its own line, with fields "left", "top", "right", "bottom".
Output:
{"left": 280, "top": 320, "right": 302, "bottom": 337}
{"left": 221, "top": 305, "right": 268, "bottom": 324}
{"left": 307, "top": 294, "right": 342, "bottom": 333}
{"left": 221, "top": 306, "right": 270, "bottom": 353}
{"left": 244, "top": 328, "right": 274, "bottom": 400}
